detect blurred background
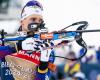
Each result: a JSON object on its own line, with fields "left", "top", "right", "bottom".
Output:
{"left": 0, "top": 0, "right": 100, "bottom": 80}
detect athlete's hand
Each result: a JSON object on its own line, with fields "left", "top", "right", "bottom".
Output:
{"left": 22, "top": 37, "right": 42, "bottom": 51}
{"left": 38, "top": 40, "right": 54, "bottom": 62}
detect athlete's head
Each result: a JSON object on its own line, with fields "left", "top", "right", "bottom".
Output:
{"left": 20, "top": 0, "right": 43, "bottom": 32}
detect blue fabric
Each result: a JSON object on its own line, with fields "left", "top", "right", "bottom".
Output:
{"left": 49, "top": 50, "right": 55, "bottom": 63}
{"left": 79, "top": 48, "right": 84, "bottom": 56}
{"left": 0, "top": 45, "right": 12, "bottom": 50}
{"left": 0, "top": 46, "right": 15, "bottom": 80}
{"left": 0, "top": 58, "right": 14, "bottom": 80}
{"left": 0, "top": 46, "right": 13, "bottom": 59}
{"left": 96, "top": 51, "right": 100, "bottom": 63}
{"left": 25, "top": 0, "right": 43, "bottom": 10}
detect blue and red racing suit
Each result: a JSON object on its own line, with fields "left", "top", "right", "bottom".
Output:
{"left": 0, "top": 42, "right": 56, "bottom": 80}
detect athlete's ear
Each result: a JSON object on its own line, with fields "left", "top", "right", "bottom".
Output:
{"left": 20, "top": 20, "right": 24, "bottom": 27}
{"left": 18, "top": 21, "right": 23, "bottom": 31}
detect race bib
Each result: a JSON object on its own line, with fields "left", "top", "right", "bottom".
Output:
{"left": 11, "top": 50, "right": 40, "bottom": 65}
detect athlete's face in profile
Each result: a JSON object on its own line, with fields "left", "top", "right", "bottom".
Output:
{"left": 21, "top": 14, "right": 43, "bottom": 32}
